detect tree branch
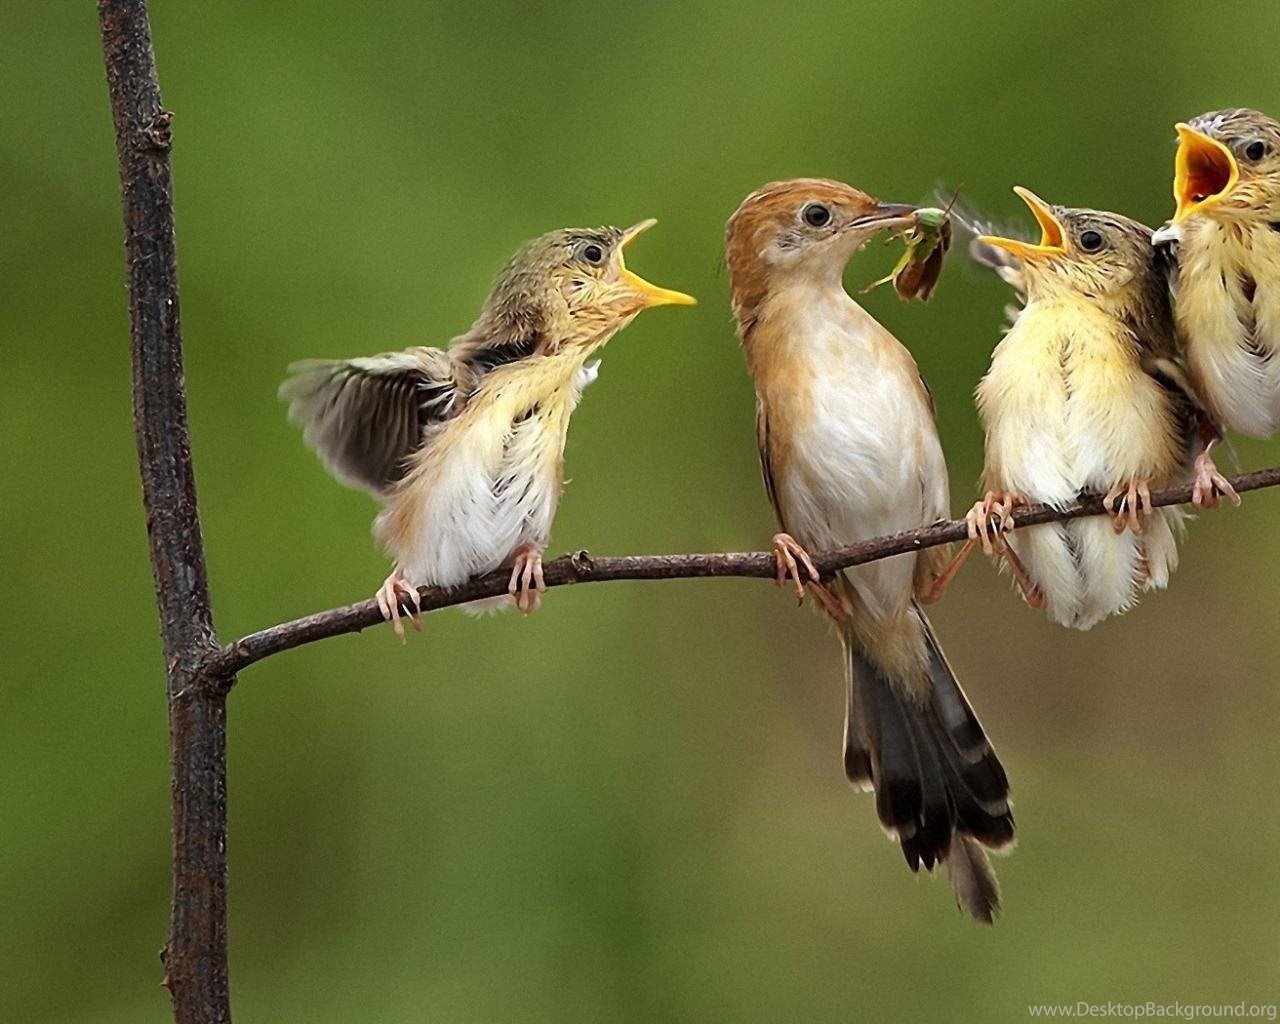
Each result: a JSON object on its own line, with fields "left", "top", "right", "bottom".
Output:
{"left": 99, "top": 2, "right": 232, "bottom": 1021}
{"left": 206, "top": 466, "right": 1280, "bottom": 678}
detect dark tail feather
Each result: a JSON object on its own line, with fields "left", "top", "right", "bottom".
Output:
{"left": 947, "top": 835, "right": 1002, "bottom": 925}
{"left": 843, "top": 612, "right": 1014, "bottom": 923}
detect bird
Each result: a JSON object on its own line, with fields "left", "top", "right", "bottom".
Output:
{"left": 281, "top": 220, "right": 695, "bottom": 638}
{"left": 967, "top": 187, "right": 1201, "bottom": 630}
{"left": 725, "top": 178, "right": 1015, "bottom": 923}
{"left": 1151, "top": 107, "right": 1280, "bottom": 503}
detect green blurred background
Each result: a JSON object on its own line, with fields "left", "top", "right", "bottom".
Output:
{"left": 6, "top": 2, "right": 1280, "bottom": 1020}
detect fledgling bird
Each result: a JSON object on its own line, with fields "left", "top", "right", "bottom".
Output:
{"left": 282, "top": 221, "right": 694, "bottom": 637}
{"left": 726, "top": 179, "right": 1015, "bottom": 923}
{"left": 968, "top": 187, "right": 1201, "bottom": 630}
{"left": 1152, "top": 107, "right": 1280, "bottom": 500}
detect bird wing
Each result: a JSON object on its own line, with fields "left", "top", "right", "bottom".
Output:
{"left": 1124, "top": 281, "right": 1215, "bottom": 453}
{"left": 280, "top": 347, "right": 468, "bottom": 497}
{"left": 967, "top": 235, "right": 1026, "bottom": 295}
{"left": 755, "top": 403, "right": 787, "bottom": 532}
{"left": 968, "top": 236, "right": 1027, "bottom": 329}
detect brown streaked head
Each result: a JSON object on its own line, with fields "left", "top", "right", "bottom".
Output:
{"left": 1168, "top": 108, "right": 1280, "bottom": 223}
{"left": 979, "top": 187, "right": 1162, "bottom": 304}
{"left": 468, "top": 220, "right": 695, "bottom": 355}
{"left": 724, "top": 178, "right": 918, "bottom": 323}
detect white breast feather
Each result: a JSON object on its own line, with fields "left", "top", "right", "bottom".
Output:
{"left": 378, "top": 359, "right": 585, "bottom": 590}
{"left": 771, "top": 288, "right": 946, "bottom": 624}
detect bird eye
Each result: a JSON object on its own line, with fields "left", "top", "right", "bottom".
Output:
{"left": 1078, "top": 229, "right": 1105, "bottom": 253}
{"left": 1245, "top": 139, "right": 1268, "bottom": 162}
{"left": 802, "top": 203, "right": 832, "bottom": 228}
{"left": 579, "top": 242, "right": 605, "bottom": 265}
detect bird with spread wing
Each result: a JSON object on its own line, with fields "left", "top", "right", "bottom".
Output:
{"left": 282, "top": 221, "right": 694, "bottom": 638}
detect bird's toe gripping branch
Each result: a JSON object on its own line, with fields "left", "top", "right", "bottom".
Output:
{"left": 954, "top": 492, "right": 1044, "bottom": 610}
{"left": 771, "top": 532, "right": 844, "bottom": 619}
{"left": 1103, "top": 479, "right": 1154, "bottom": 535}
{"left": 508, "top": 544, "right": 548, "bottom": 616}
{"left": 375, "top": 570, "right": 423, "bottom": 643}
{"left": 1192, "top": 448, "right": 1242, "bottom": 510}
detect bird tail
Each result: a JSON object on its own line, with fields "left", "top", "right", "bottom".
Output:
{"left": 842, "top": 610, "right": 1015, "bottom": 924}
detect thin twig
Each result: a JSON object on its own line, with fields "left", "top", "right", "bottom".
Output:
{"left": 99, "top": 2, "right": 232, "bottom": 1021}
{"left": 205, "top": 466, "right": 1280, "bottom": 678}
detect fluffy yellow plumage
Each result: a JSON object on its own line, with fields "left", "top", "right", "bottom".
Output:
{"left": 969, "top": 188, "right": 1199, "bottom": 629}
{"left": 1154, "top": 108, "right": 1280, "bottom": 445}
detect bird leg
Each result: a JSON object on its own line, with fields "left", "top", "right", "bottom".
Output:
{"left": 771, "top": 532, "right": 844, "bottom": 620}
{"left": 375, "top": 568, "right": 423, "bottom": 643}
{"left": 1191, "top": 441, "right": 1241, "bottom": 509}
{"left": 1103, "top": 478, "right": 1152, "bottom": 535}
{"left": 507, "top": 543, "right": 547, "bottom": 615}
{"left": 916, "top": 539, "right": 976, "bottom": 605}
{"left": 992, "top": 534, "right": 1046, "bottom": 609}
{"left": 964, "top": 491, "right": 1020, "bottom": 555}
{"left": 918, "top": 491, "right": 1024, "bottom": 603}
{"left": 959, "top": 490, "right": 1044, "bottom": 608}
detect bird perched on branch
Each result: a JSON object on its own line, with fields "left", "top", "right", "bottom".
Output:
{"left": 726, "top": 178, "right": 1015, "bottom": 923}
{"left": 282, "top": 221, "right": 694, "bottom": 637}
{"left": 967, "top": 188, "right": 1203, "bottom": 630}
{"left": 1152, "top": 107, "right": 1280, "bottom": 501}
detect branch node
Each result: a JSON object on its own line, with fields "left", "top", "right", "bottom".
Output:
{"left": 144, "top": 108, "right": 173, "bottom": 150}
{"left": 570, "top": 549, "right": 595, "bottom": 576}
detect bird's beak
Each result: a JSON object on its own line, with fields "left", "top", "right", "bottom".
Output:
{"left": 617, "top": 219, "right": 697, "bottom": 308}
{"left": 978, "top": 187, "right": 1066, "bottom": 260}
{"left": 1171, "top": 122, "right": 1239, "bottom": 223}
{"left": 845, "top": 201, "right": 919, "bottom": 233}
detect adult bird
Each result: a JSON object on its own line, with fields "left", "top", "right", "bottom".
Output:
{"left": 969, "top": 188, "right": 1202, "bottom": 630}
{"left": 1153, "top": 107, "right": 1280, "bottom": 501}
{"left": 282, "top": 221, "right": 694, "bottom": 637}
{"left": 726, "top": 178, "right": 1015, "bottom": 923}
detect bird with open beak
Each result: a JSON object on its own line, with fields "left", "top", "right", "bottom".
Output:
{"left": 1152, "top": 108, "right": 1280, "bottom": 499}
{"left": 281, "top": 221, "right": 694, "bottom": 637}
{"left": 726, "top": 179, "right": 1015, "bottom": 923}
{"left": 968, "top": 188, "right": 1202, "bottom": 630}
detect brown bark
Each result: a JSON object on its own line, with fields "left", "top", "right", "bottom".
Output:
{"left": 99, "top": 1, "right": 232, "bottom": 1020}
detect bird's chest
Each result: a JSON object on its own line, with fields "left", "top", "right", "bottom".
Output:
{"left": 468, "top": 375, "right": 579, "bottom": 524}
{"left": 758, "top": 329, "right": 934, "bottom": 546}
{"left": 1179, "top": 221, "right": 1280, "bottom": 436}
{"left": 385, "top": 362, "right": 581, "bottom": 584}
{"left": 981, "top": 306, "right": 1173, "bottom": 498}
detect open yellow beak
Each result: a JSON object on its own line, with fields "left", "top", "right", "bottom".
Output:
{"left": 1171, "top": 122, "right": 1239, "bottom": 223}
{"left": 978, "top": 186, "right": 1066, "bottom": 260}
{"left": 618, "top": 219, "right": 697, "bottom": 308}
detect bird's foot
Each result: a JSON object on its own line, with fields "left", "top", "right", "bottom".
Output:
{"left": 507, "top": 544, "right": 547, "bottom": 615}
{"left": 965, "top": 492, "right": 1043, "bottom": 608}
{"left": 964, "top": 491, "right": 1022, "bottom": 555}
{"left": 993, "top": 533, "right": 1046, "bottom": 609}
{"left": 771, "top": 532, "right": 843, "bottom": 619}
{"left": 772, "top": 532, "right": 820, "bottom": 601}
{"left": 1103, "top": 479, "right": 1152, "bottom": 535}
{"left": 1191, "top": 450, "right": 1241, "bottom": 510}
{"left": 375, "top": 569, "right": 422, "bottom": 644}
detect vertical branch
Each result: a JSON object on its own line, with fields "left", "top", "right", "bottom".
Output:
{"left": 98, "top": 2, "right": 232, "bottom": 1021}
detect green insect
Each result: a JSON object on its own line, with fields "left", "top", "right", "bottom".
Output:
{"left": 862, "top": 193, "right": 958, "bottom": 302}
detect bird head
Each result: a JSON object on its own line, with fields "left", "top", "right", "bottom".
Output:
{"left": 724, "top": 178, "right": 918, "bottom": 319}
{"left": 479, "top": 221, "right": 695, "bottom": 354}
{"left": 978, "top": 187, "right": 1157, "bottom": 305}
{"left": 1166, "top": 108, "right": 1280, "bottom": 226}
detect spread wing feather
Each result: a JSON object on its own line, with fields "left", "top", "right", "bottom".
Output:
{"left": 280, "top": 347, "right": 466, "bottom": 497}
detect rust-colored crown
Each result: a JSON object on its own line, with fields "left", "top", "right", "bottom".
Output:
{"left": 724, "top": 178, "right": 878, "bottom": 326}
